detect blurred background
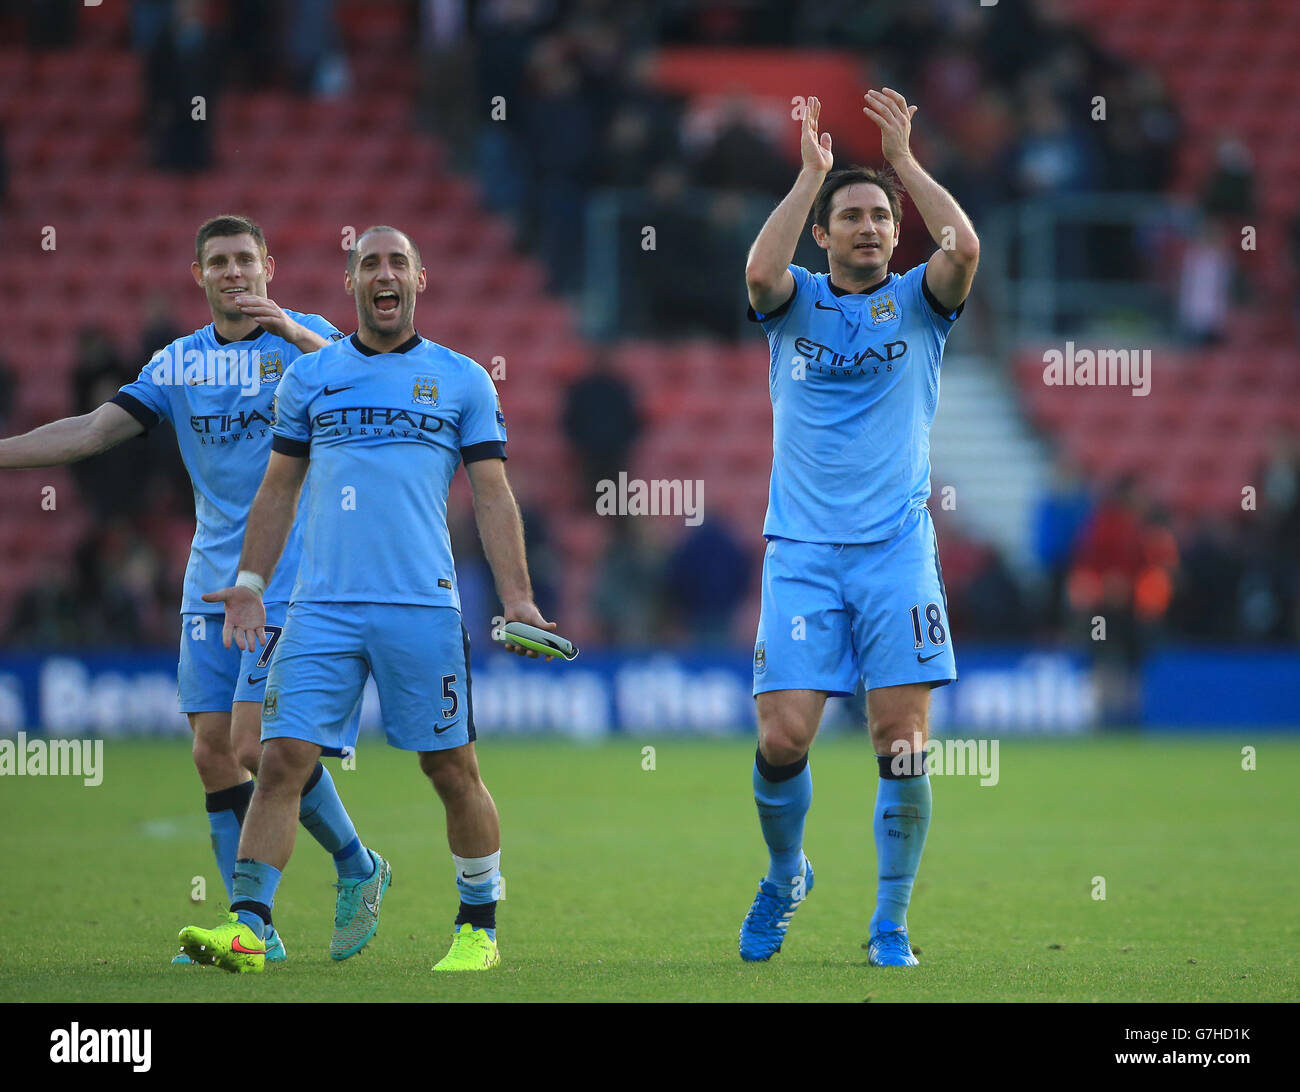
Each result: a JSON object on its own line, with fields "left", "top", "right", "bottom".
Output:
{"left": 0, "top": 0, "right": 1295, "bottom": 737}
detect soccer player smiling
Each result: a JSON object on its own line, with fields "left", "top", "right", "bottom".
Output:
{"left": 181, "top": 226, "right": 555, "bottom": 974}
{"left": 740, "top": 90, "right": 979, "bottom": 967}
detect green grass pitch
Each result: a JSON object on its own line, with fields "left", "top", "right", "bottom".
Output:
{"left": 1, "top": 735, "right": 1296, "bottom": 1002}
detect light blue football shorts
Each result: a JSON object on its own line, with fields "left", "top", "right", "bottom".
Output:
{"left": 753, "top": 505, "right": 957, "bottom": 696}
{"left": 259, "top": 601, "right": 474, "bottom": 757}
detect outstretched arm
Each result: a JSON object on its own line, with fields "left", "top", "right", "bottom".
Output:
{"left": 745, "top": 95, "right": 835, "bottom": 315}
{"left": 863, "top": 87, "right": 979, "bottom": 312}
{"left": 0, "top": 402, "right": 143, "bottom": 469}
{"left": 202, "top": 451, "right": 308, "bottom": 651}
{"left": 465, "top": 456, "right": 556, "bottom": 658}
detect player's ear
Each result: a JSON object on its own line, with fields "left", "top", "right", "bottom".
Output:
{"left": 416, "top": 267, "right": 428, "bottom": 293}
{"left": 344, "top": 270, "right": 354, "bottom": 297}
{"left": 191, "top": 260, "right": 204, "bottom": 287}
{"left": 263, "top": 254, "right": 275, "bottom": 282}
{"left": 811, "top": 223, "right": 829, "bottom": 251}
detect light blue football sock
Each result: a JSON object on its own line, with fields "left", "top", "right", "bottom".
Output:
{"left": 205, "top": 780, "right": 254, "bottom": 902}
{"left": 870, "top": 761, "right": 932, "bottom": 936}
{"left": 298, "top": 763, "right": 369, "bottom": 879}
{"left": 753, "top": 749, "right": 812, "bottom": 888}
{"left": 230, "top": 858, "right": 282, "bottom": 940}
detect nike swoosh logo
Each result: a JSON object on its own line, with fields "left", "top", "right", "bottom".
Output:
{"left": 323, "top": 385, "right": 353, "bottom": 396}
{"left": 433, "top": 723, "right": 453, "bottom": 735}
{"left": 814, "top": 300, "right": 842, "bottom": 311}
{"left": 917, "top": 651, "right": 944, "bottom": 663}
{"left": 230, "top": 936, "right": 263, "bottom": 955}
{"left": 363, "top": 895, "right": 378, "bottom": 914}
{"left": 246, "top": 674, "right": 267, "bottom": 685}
{"left": 463, "top": 868, "right": 492, "bottom": 879}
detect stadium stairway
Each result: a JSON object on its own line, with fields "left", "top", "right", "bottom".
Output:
{"left": 929, "top": 354, "right": 1051, "bottom": 571}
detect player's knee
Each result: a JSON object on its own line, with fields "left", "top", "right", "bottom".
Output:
{"left": 758, "top": 719, "right": 812, "bottom": 767}
{"left": 191, "top": 733, "right": 236, "bottom": 781}
{"left": 257, "top": 741, "right": 315, "bottom": 794}
{"left": 869, "top": 710, "right": 927, "bottom": 754}
{"left": 420, "top": 751, "right": 477, "bottom": 801}
{"left": 234, "top": 738, "right": 262, "bottom": 776}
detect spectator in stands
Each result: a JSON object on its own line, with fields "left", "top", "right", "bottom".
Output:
{"left": 1032, "top": 456, "right": 1094, "bottom": 630}
{"left": 592, "top": 518, "right": 666, "bottom": 647}
{"left": 418, "top": 0, "right": 476, "bottom": 163}
{"left": 963, "top": 545, "right": 1029, "bottom": 640}
{"left": 1201, "top": 135, "right": 1257, "bottom": 220}
{"left": 1067, "top": 477, "right": 1178, "bottom": 724}
{"left": 472, "top": 0, "right": 548, "bottom": 226}
{"left": 561, "top": 351, "right": 643, "bottom": 505}
{"left": 690, "top": 95, "right": 791, "bottom": 198}
{"left": 71, "top": 326, "right": 128, "bottom": 416}
{"left": 6, "top": 561, "right": 81, "bottom": 648}
{"left": 632, "top": 164, "right": 739, "bottom": 337}
{"left": 138, "top": 293, "right": 181, "bottom": 364}
{"left": 144, "top": 0, "right": 222, "bottom": 172}
{"left": 1178, "top": 217, "right": 1232, "bottom": 346}
{"left": 68, "top": 328, "right": 153, "bottom": 521}
{"left": 286, "top": 0, "right": 349, "bottom": 96}
{"left": 1170, "top": 518, "right": 1244, "bottom": 641}
{"left": 1008, "top": 86, "right": 1097, "bottom": 199}
{"left": 663, "top": 518, "right": 752, "bottom": 647}
{"left": 521, "top": 35, "right": 597, "bottom": 294}
{"left": 595, "top": 52, "right": 685, "bottom": 190}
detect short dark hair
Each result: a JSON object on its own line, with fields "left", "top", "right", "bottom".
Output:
{"left": 813, "top": 167, "right": 904, "bottom": 232}
{"left": 347, "top": 225, "right": 422, "bottom": 274}
{"left": 195, "top": 215, "right": 267, "bottom": 262}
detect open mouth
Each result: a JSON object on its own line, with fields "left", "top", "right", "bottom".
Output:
{"left": 374, "top": 290, "right": 399, "bottom": 314}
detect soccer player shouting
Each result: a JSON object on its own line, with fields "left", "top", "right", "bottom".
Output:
{"left": 181, "top": 226, "right": 554, "bottom": 973}
{"left": 0, "top": 216, "right": 378, "bottom": 964}
{"left": 740, "top": 91, "right": 978, "bottom": 966}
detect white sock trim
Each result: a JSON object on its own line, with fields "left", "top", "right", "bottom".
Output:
{"left": 453, "top": 850, "right": 500, "bottom": 884}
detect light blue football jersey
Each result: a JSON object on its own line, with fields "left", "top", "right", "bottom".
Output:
{"left": 269, "top": 332, "right": 507, "bottom": 609}
{"left": 749, "top": 262, "right": 962, "bottom": 544}
{"left": 112, "top": 311, "right": 343, "bottom": 612}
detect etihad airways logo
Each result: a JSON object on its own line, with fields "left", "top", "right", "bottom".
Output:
{"left": 311, "top": 405, "right": 447, "bottom": 440}
{"left": 792, "top": 336, "right": 907, "bottom": 376}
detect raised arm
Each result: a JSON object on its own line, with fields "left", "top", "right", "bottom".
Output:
{"left": 745, "top": 95, "right": 835, "bottom": 315}
{"left": 863, "top": 87, "right": 979, "bottom": 312}
{"left": 0, "top": 402, "right": 143, "bottom": 469}
{"left": 201, "top": 451, "right": 309, "bottom": 650}
{"left": 465, "top": 456, "right": 556, "bottom": 657}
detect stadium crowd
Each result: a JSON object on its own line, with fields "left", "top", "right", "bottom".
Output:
{"left": 1, "top": 0, "right": 1295, "bottom": 657}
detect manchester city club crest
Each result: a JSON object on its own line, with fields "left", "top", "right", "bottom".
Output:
{"left": 258, "top": 349, "right": 284, "bottom": 383}
{"left": 754, "top": 641, "right": 767, "bottom": 675}
{"left": 412, "top": 375, "right": 438, "bottom": 406}
{"left": 263, "top": 687, "right": 278, "bottom": 719}
{"left": 870, "top": 295, "right": 899, "bottom": 326}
